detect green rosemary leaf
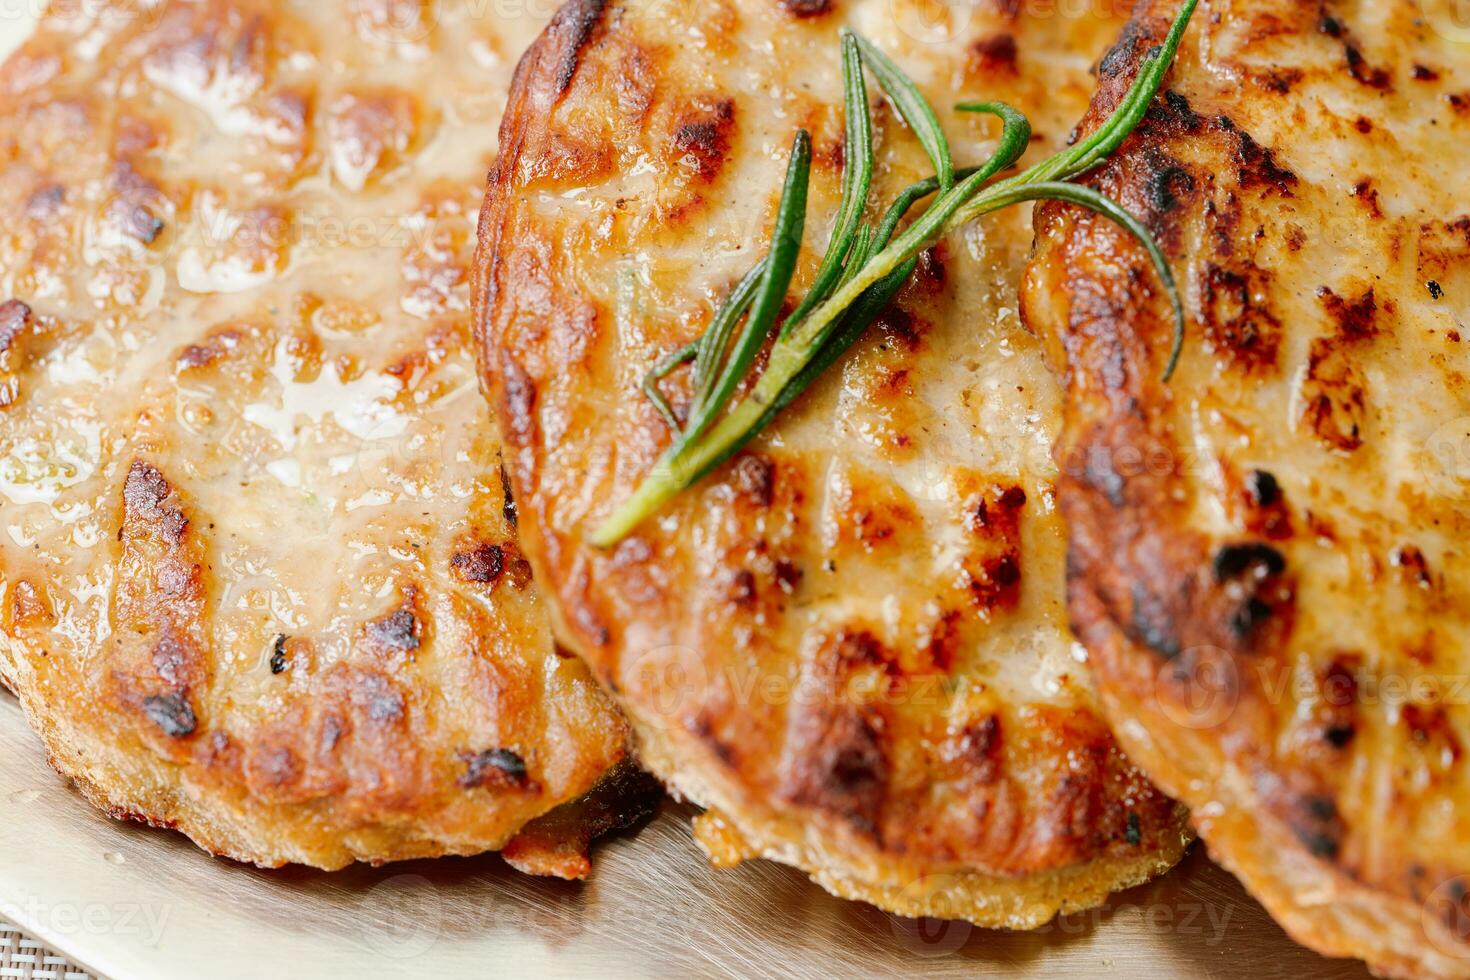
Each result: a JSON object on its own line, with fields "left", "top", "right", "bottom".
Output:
{"left": 641, "top": 339, "right": 699, "bottom": 430}
{"left": 683, "top": 129, "right": 812, "bottom": 444}
{"left": 838, "top": 224, "right": 873, "bottom": 289}
{"left": 940, "top": 0, "right": 1196, "bottom": 381}
{"left": 879, "top": 102, "right": 1029, "bottom": 253}
{"left": 688, "top": 257, "right": 767, "bottom": 419}
{"left": 687, "top": 256, "right": 918, "bottom": 487}
{"left": 774, "top": 101, "right": 1028, "bottom": 360}
{"left": 851, "top": 33, "right": 953, "bottom": 193}
{"left": 783, "top": 33, "right": 874, "bottom": 334}
{"left": 996, "top": 0, "right": 1197, "bottom": 188}
{"left": 760, "top": 165, "right": 984, "bottom": 427}
{"left": 804, "top": 167, "right": 976, "bottom": 358}
{"left": 1058, "top": 0, "right": 1196, "bottom": 180}
{"left": 596, "top": 237, "right": 905, "bottom": 532}
{"left": 596, "top": 105, "right": 1032, "bottom": 546}
{"left": 765, "top": 256, "right": 916, "bottom": 421}
{"left": 869, "top": 162, "right": 980, "bottom": 247}
{"left": 969, "top": 180, "right": 1185, "bottom": 380}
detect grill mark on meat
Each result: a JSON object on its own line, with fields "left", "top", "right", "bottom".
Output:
{"left": 366, "top": 600, "right": 423, "bottom": 653}
{"left": 1217, "top": 116, "right": 1298, "bottom": 194}
{"left": 964, "top": 484, "right": 1026, "bottom": 611}
{"left": 1300, "top": 338, "right": 1368, "bottom": 452}
{"left": 1317, "top": 285, "right": 1381, "bottom": 341}
{"left": 670, "top": 99, "right": 735, "bottom": 180}
{"left": 499, "top": 462, "right": 518, "bottom": 527}
{"left": 1200, "top": 263, "right": 1282, "bottom": 371}
{"left": 143, "top": 691, "right": 197, "bottom": 737}
{"left": 458, "top": 748, "right": 534, "bottom": 791}
{"left": 1319, "top": 656, "right": 1359, "bottom": 749}
{"left": 1344, "top": 43, "right": 1392, "bottom": 90}
{"left": 110, "top": 160, "right": 167, "bottom": 244}
{"left": 122, "top": 461, "right": 191, "bottom": 546}
{"left": 0, "top": 300, "right": 36, "bottom": 409}
{"left": 1289, "top": 792, "right": 1345, "bottom": 860}
{"left": 549, "top": 0, "right": 609, "bottom": 96}
{"left": 0, "top": 300, "right": 31, "bottom": 351}
{"left": 1128, "top": 580, "right": 1183, "bottom": 658}
{"left": 113, "top": 461, "right": 211, "bottom": 747}
{"left": 1239, "top": 468, "right": 1292, "bottom": 539}
{"left": 1212, "top": 542, "right": 1286, "bottom": 581}
{"left": 778, "top": 630, "right": 894, "bottom": 838}
{"left": 968, "top": 33, "right": 1018, "bottom": 76}
{"left": 733, "top": 454, "right": 775, "bottom": 507}
{"left": 948, "top": 714, "right": 1003, "bottom": 784}
{"left": 268, "top": 634, "right": 289, "bottom": 674}
{"left": 452, "top": 543, "right": 506, "bottom": 585}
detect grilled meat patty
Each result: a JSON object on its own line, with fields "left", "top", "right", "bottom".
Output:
{"left": 0, "top": 0, "right": 649, "bottom": 873}
{"left": 1024, "top": 0, "right": 1470, "bottom": 973}
{"left": 477, "top": 0, "right": 1189, "bottom": 925}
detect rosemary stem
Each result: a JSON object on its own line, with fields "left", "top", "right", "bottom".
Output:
{"left": 588, "top": 461, "right": 683, "bottom": 547}
{"left": 588, "top": 394, "right": 777, "bottom": 548}
{"left": 774, "top": 249, "right": 892, "bottom": 363}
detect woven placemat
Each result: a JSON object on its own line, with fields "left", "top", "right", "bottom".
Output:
{"left": 0, "top": 922, "right": 93, "bottom": 980}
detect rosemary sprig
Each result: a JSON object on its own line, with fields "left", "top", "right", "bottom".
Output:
{"left": 781, "top": 33, "right": 872, "bottom": 334}
{"left": 850, "top": 33, "right": 953, "bottom": 194}
{"left": 594, "top": 0, "right": 1197, "bottom": 548}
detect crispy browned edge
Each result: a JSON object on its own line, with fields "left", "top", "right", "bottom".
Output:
{"left": 3, "top": 559, "right": 648, "bottom": 876}
{"left": 1023, "top": 2, "right": 1469, "bottom": 975}
{"left": 8, "top": 673, "right": 654, "bottom": 877}
{"left": 0, "top": 454, "right": 648, "bottom": 874}
{"left": 472, "top": 0, "right": 1190, "bottom": 926}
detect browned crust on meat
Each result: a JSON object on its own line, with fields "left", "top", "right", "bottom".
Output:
{"left": 476, "top": 0, "right": 1189, "bottom": 925}
{"left": 0, "top": 0, "right": 642, "bottom": 873}
{"left": 3, "top": 454, "right": 631, "bottom": 870}
{"left": 502, "top": 759, "right": 662, "bottom": 878}
{"left": 1024, "top": 1, "right": 1470, "bottom": 974}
